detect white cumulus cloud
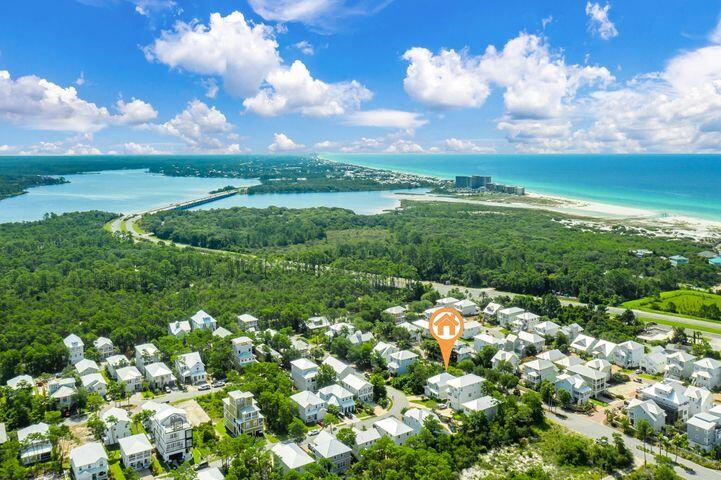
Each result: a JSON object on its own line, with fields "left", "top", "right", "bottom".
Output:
{"left": 384, "top": 139, "right": 424, "bottom": 153}
{"left": 123, "top": 142, "right": 167, "bottom": 154}
{"left": 585, "top": 2, "right": 618, "bottom": 41}
{"left": 115, "top": 98, "right": 158, "bottom": 124}
{"left": 343, "top": 109, "right": 427, "bottom": 129}
{"left": 248, "top": 0, "right": 392, "bottom": 30}
{"left": 144, "top": 12, "right": 281, "bottom": 98}
{"left": 444, "top": 138, "right": 495, "bottom": 153}
{"left": 243, "top": 60, "right": 372, "bottom": 116}
{"left": 268, "top": 132, "right": 305, "bottom": 152}
{"left": 151, "top": 99, "right": 235, "bottom": 151}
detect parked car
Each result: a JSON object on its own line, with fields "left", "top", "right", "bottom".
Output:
{"left": 198, "top": 384, "right": 211, "bottom": 391}
{"left": 309, "top": 429, "right": 320, "bottom": 436}
{"left": 164, "top": 386, "right": 171, "bottom": 393}
{"left": 211, "top": 380, "right": 225, "bottom": 388}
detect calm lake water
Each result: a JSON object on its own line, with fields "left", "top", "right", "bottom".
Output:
{"left": 190, "top": 188, "right": 426, "bottom": 215}
{"left": 0, "top": 169, "right": 259, "bottom": 223}
{"left": 0, "top": 169, "right": 424, "bottom": 223}
{"left": 323, "top": 153, "right": 721, "bottom": 220}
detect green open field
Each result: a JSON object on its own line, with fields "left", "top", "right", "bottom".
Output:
{"left": 623, "top": 289, "right": 721, "bottom": 321}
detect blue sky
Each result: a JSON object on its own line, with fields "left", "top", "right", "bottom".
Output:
{"left": 1, "top": 0, "right": 721, "bottom": 155}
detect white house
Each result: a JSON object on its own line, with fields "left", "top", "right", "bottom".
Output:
{"left": 521, "top": 359, "right": 558, "bottom": 388}
{"left": 638, "top": 379, "right": 689, "bottom": 423}
{"left": 412, "top": 319, "right": 431, "bottom": 336}
{"left": 168, "top": 320, "right": 191, "bottom": 338}
{"left": 586, "top": 358, "right": 612, "bottom": 382}
{"left": 309, "top": 431, "right": 353, "bottom": 474}
{"left": 566, "top": 364, "right": 607, "bottom": 398}
{"left": 473, "top": 333, "right": 505, "bottom": 352}
{"left": 348, "top": 330, "right": 374, "bottom": 346}
{"left": 517, "top": 331, "right": 545, "bottom": 356}
{"left": 491, "top": 350, "right": 520, "bottom": 372}
{"left": 223, "top": 390, "right": 264, "bottom": 436}
{"left": 627, "top": 399, "right": 666, "bottom": 432}
{"left": 341, "top": 373, "right": 373, "bottom": 403}
{"left": 446, "top": 374, "right": 484, "bottom": 410}
{"left": 589, "top": 339, "right": 618, "bottom": 362}
{"left": 116, "top": 366, "right": 143, "bottom": 393}
{"left": 462, "top": 320, "right": 482, "bottom": 339}
{"left": 687, "top": 406, "right": 721, "bottom": 450}
{"left": 145, "top": 402, "right": 193, "bottom": 463}
{"left": 352, "top": 427, "right": 381, "bottom": 457}
{"left": 533, "top": 321, "right": 560, "bottom": 338}
{"left": 461, "top": 395, "right": 500, "bottom": 418}
{"left": 640, "top": 347, "right": 669, "bottom": 375}
{"left": 291, "top": 337, "right": 310, "bottom": 353}
{"left": 197, "top": 467, "right": 225, "bottom": 480}
{"left": 64, "top": 333, "right": 84, "bottom": 365}
{"left": 570, "top": 334, "right": 598, "bottom": 354}
{"left": 318, "top": 384, "right": 356, "bottom": 414}
{"left": 322, "top": 356, "right": 352, "bottom": 380}
{"left": 436, "top": 297, "right": 460, "bottom": 308}
{"left": 325, "top": 322, "right": 356, "bottom": 340}
{"left": 454, "top": 299, "right": 479, "bottom": 316}
{"left": 560, "top": 323, "right": 584, "bottom": 341}
{"left": 81, "top": 373, "right": 108, "bottom": 397}
{"left": 290, "top": 390, "right": 327, "bottom": 424}
{"left": 93, "top": 337, "right": 114, "bottom": 360}
{"left": 483, "top": 302, "right": 503, "bottom": 320}
{"left": 537, "top": 349, "right": 568, "bottom": 367}
{"left": 237, "top": 313, "right": 259, "bottom": 331}
{"left": 388, "top": 350, "right": 418, "bottom": 376}
{"left": 70, "top": 442, "right": 108, "bottom": 480}
{"left": 425, "top": 372, "right": 456, "bottom": 399}
{"left": 174, "top": 352, "right": 207, "bottom": 385}
{"left": 555, "top": 374, "right": 592, "bottom": 405}
{"left": 403, "top": 408, "right": 440, "bottom": 433}
{"left": 231, "top": 336, "right": 255, "bottom": 367}
{"left": 291, "top": 358, "right": 319, "bottom": 392}
{"left": 18, "top": 423, "right": 52, "bottom": 465}
{"left": 666, "top": 351, "right": 697, "bottom": 380}
{"left": 106, "top": 354, "right": 130, "bottom": 378}
{"left": 134, "top": 343, "right": 160, "bottom": 374}
{"left": 272, "top": 442, "right": 314, "bottom": 472}
{"left": 614, "top": 341, "right": 644, "bottom": 368}
{"left": 7, "top": 374, "right": 33, "bottom": 390}
{"left": 191, "top": 310, "right": 217, "bottom": 331}
{"left": 119, "top": 434, "right": 152, "bottom": 471}
{"left": 397, "top": 322, "right": 421, "bottom": 342}
{"left": 212, "top": 327, "right": 232, "bottom": 339}
{"left": 692, "top": 358, "right": 721, "bottom": 389}
{"left": 144, "top": 362, "right": 175, "bottom": 390}
{"left": 373, "top": 417, "right": 414, "bottom": 445}
{"left": 686, "top": 385, "right": 715, "bottom": 418}
{"left": 305, "top": 316, "right": 330, "bottom": 331}
{"left": 511, "top": 312, "right": 540, "bottom": 332}
{"left": 48, "top": 377, "right": 77, "bottom": 410}
{"left": 101, "top": 407, "right": 132, "bottom": 445}
{"left": 497, "top": 307, "right": 525, "bottom": 328}
{"left": 383, "top": 305, "right": 407, "bottom": 323}
{"left": 372, "top": 341, "right": 399, "bottom": 364}
{"left": 75, "top": 358, "right": 100, "bottom": 377}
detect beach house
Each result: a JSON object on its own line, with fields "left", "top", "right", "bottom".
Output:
{"left": 191, "top": 310, "right": 217, "bottom": 331}
{"left": 223, "top": 390, "right": 264, "bottom": 436}
{"left": 70, "top": 442, "right": 108, "bottom": 480}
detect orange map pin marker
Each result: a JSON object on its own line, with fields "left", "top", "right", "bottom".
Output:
{"left": 429, "top": 307, "right": 464, "bottom": 370}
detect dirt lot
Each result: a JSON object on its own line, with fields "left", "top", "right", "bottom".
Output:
{"left": 608, "top": 381, "right": 643, "bottom": 399}
{"left": 175, "top": 399, "right": 211, "bottom": 426}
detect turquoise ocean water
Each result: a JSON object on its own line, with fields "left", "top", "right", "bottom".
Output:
{"left": 322, "top": 154, "right": 721, "bottom": 221}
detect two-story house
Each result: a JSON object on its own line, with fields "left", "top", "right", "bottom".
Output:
{"left": 627, "top": 399, "right": 666, "bottom": 432}
{"left": 614, "top": 340, "right": 644, "bottom": 368}
{"left": 144, "top": 362, "right": 175, "bottom": 390}
{"left": 291, "top": 358, "right": 319, "bottom": 392}
{"left": 119, "top": 434, "right": 152, "bottom": 471}
{"left": 318, "top": 384, "right": 356, "bottom": 414}
{"left": 174, "top": 352, "right": 207, "bottom": 385}
{"left": 18, "top": 423, "right": 52, "bottom": 465}
{"left": 388, "top": 350, "right": 418, "bottom": 376}
{"left": 70, "top": 442, "right": 108, "bottom": 480}
{"left": 521, "top": 359, "right": 558, "bottom": 388}
{"left": 168, "top": 321, "right": 191, "bottom": 338}
{"left": 341, "top": 373, "right": 373, "bottom": 403}
{"left": 191, "top": 310, "right": 217, "bottom": 331}
{"left": 290, "top": 390, "right": 327, "bottom": 424}
{"left": 446, "top": 373, "right": 484, "bottom": 411}
{"left": 692, "top": 357, "right": 721, "bottom": 389}
{"left": 425, "top": 372, "right": 456, "bottom": 399}
{"left": 231, "top": 336, "right": 255, "bottom": 367}
{"left": 237, "top": 313, "right": 259, "bottom": 331}
{"left": 93, "top": 337, "right": 115, "bottom": 361}
{"left": 134, "top": 343, "right": 161, "bottom": 374}
{"left": 116, "top": 366, "right": 143, "bottom": 393}
{"left": 666, "top": 351, "right": 697, "bottom": 380}
{"left": 309, "top": 431, "right": 352, "bottom": 474}
{"left": 101, "top": 407, "right": 132, "bottom": 445}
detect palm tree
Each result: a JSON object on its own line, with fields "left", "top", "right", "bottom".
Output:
{"left": 635, "top": 419, "right": 654, "bottom": 465}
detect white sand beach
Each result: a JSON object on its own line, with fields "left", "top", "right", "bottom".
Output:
{"left": 394, "top": 191, "right": 721, "bottom": 243}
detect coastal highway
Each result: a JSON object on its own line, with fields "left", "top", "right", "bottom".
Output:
{"left": 108, "top": 198, "right": 721, "bottom": 343}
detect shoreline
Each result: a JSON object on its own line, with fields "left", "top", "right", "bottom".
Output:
{"left": 319, "top": 155, "right": 721, "bottom": 242}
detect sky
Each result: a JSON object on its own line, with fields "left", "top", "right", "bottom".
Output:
{"left": 2, "top": 0, "right": 721, "bottom": 155}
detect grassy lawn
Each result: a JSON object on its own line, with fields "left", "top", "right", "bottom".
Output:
{"left": 623, "top": 289, "right": 721, "bottom": 321}
{"left": 589, "top": 398, "right": 609, "bottom": 407}
{"left": 214, "top": 420, "right": 230, "bottom": 439}
{"left": 264, "top": 432, "right": 280, "bottom": 443}
{"left": 108, "top": 459, "right": 125, "bottom": 480}
{"left": 412, "top": 398, "right": 440, "bottom": 409}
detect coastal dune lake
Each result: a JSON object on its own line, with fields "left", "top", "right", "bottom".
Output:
{"left": 0, "top": 169, "right": 425, "bottom": 223}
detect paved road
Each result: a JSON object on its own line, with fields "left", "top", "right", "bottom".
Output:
{"left": 548, "top": 409, "right": 721, "bottom": 480}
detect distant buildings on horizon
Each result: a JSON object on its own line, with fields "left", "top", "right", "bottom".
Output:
{"left": 454, "top": 175, "right": 525, "bottom": 196}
